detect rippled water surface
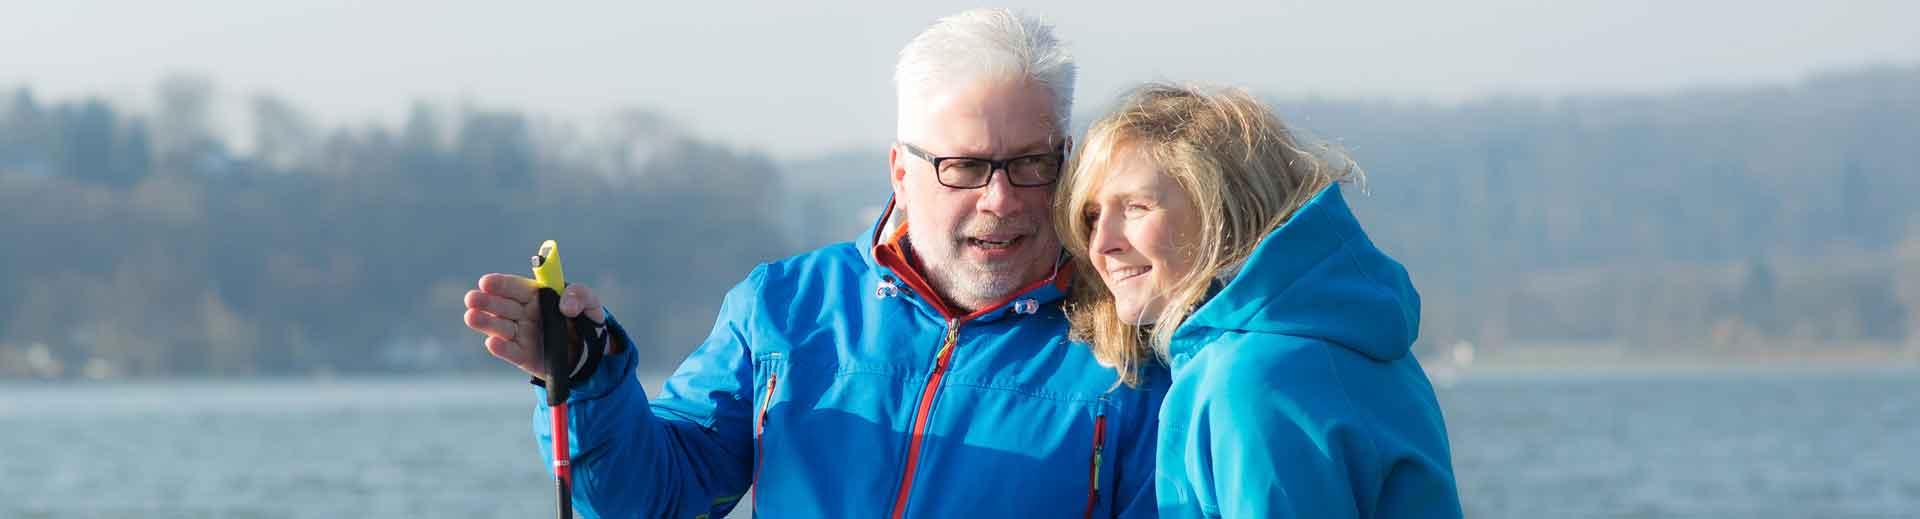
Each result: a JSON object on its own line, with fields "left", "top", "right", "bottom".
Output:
{"left": 3, "top": 368, "right": 1914, "bottom": 518}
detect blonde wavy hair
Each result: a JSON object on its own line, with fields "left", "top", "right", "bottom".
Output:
{"left": 1055, "top": 83, "right": 1360, "bottom": 386}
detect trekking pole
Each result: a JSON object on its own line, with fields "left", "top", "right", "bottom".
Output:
{"left": 532, "top": 240, "right": 575, "bottom": 519}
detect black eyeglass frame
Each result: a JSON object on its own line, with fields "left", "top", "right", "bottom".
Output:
{"left": 897, "top": 141, "right": 1069, "bottom": 189}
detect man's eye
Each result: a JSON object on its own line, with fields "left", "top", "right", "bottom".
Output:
{"left": 1018, "top": 156, "right": 1060, "bottom": 169}
{"left": 943, "top": 159, "right": 986, "bottom": 172}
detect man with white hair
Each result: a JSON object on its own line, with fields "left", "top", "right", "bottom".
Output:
{"left": 461, "top": 9, "right": 1166, "bottom": 518}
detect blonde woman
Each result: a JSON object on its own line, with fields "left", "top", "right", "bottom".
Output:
{"left": 1057, "top": 84, "right": 1462, "bottom": 518}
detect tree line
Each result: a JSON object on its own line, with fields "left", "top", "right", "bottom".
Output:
{"left": 2, "top": 65, "right": 1917, "bottom": 378}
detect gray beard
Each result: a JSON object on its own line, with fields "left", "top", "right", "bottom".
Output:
{"left": 907, "top": 233, "right": 1030, "bottom": 312}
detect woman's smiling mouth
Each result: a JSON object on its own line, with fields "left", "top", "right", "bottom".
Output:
{"left": 1108, "top": 265, "right": 1151, "bottom": 284}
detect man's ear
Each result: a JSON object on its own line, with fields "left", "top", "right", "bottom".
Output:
{"left": 888, "top": 144, "right": 909, "bottom": 210}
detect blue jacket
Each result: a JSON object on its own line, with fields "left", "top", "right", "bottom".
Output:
{"left": 533, "top": 205, "right": 1169, "bottom": 518}
{"left": 1156, "top": 185, "right": 1461, "bottom": 518}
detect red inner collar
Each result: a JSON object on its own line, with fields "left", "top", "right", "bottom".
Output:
{"left": 873, "top": 220, "right": 1072, "bottom": 321}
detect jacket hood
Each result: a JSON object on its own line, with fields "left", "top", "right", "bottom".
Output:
{"left": 1173, "top": 184, "right": 1421, "bottom": 362}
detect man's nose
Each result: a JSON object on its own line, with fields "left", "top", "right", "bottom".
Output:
{"left": 975, "top": 166, "right": 1026, "bottom": 215}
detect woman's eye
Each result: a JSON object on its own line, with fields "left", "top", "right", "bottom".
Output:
{"left": 1124, "top": 203, "right": 1150, "bottom": 216}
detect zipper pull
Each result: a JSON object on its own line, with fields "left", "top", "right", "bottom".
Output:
{"left": 1084, "top": 398, "right": 1110, "bottom": 519}
{"left": 758, "top": 372, "right": 779, "bottom": 433}
{"left": 935, "top": 319, "right": 960, "bottom": 371}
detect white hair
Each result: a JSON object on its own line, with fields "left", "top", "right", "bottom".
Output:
{"left": 894, "top": 8, "right": 1076, "bottom": 138}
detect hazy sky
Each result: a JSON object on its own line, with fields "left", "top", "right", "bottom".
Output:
{"left": 4, "top": 1, "right": 1917, "bottom": 158}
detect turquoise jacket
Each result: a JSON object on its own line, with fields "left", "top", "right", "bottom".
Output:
{"left": 1156, "top": 185, "right": 1461, "bottom": 518}
{"left": 532, "top": 201, "right": 1169, "bottom": 519}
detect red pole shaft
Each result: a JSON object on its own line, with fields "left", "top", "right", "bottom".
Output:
{"left": 554, "top": 402, "right": 572, "bottom": 518}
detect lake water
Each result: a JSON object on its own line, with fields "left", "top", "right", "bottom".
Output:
{"left": 2, "top": 367, "right": 1915, "bottom": 518}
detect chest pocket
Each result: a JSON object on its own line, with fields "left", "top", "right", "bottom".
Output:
{"left": 1085, "top": 394, "right": 1116, "bottom": 519}
{"left": 750, "top": 352, "right": 787, "bottom": 493}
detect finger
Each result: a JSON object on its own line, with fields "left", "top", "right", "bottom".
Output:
{"left": 560, "top": 284, "right": 605, "bottom": 323}
{"left": 464, "top": 308, "right": 521, "bottom": 342}
{"left": 465, "top": 290, "right": 528, "bottom": 321}
{"left": 478, "top": 273, "right": 538, "bottom": 305}
{"left": 485, "top": 336, "right": 547, "bottom": 379}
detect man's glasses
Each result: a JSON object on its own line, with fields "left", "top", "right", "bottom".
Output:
{"left": 899, "top": 142, "right": 1065, "bottom": 189}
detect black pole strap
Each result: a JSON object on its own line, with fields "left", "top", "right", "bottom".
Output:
{"left": 528, "top": 307, "right": 606, "bottom": 398}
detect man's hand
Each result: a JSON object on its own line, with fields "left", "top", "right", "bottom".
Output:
{"left": 463, "top": 273, "right": 607, "bottom": 379}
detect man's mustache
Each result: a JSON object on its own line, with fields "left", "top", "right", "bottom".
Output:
{"left": 960, "top": 216, "right": 1039, "bottom": 236}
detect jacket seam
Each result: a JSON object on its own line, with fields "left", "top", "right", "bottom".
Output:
{"left": 937, "top": 378, "right": 1121, "bottom": 404}
{"left": 1309, "top": 334, "right": 1386, "bottom": 494}
{"left": 693, "top": 263, "right": 770, "bottom": 431}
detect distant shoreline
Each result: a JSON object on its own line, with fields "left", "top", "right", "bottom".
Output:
{"left": 4, "top": 358, "right": 1915, "bottom": 383}
{"left": 1420, "top": 348, "right": 1920, "bottom": 381}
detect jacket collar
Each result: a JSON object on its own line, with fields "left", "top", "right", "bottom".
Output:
{"left": 862, "top": 194, "right": 1071, "bottom": 322}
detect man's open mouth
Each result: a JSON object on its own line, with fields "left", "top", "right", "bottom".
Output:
{"left": 967, "top": 236, "right": 1023, "bottom": 250}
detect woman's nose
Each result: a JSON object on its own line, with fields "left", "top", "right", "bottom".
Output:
{"left": 1090, "top": 213, "right": 1126, "bottom": 255}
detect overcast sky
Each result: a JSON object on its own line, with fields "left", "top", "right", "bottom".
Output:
{"left": 4, "top": 1, "right": 1917, "bottom": 158}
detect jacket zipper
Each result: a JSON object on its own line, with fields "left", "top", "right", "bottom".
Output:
{"left": 1082, "top": 399, "right": 1109, "bottom": 519}
{"left": 751, "top": 366, "right": 779, "bottom": 511}
{"left": 889, "top": 319, "right": 962, "bottom": 519}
